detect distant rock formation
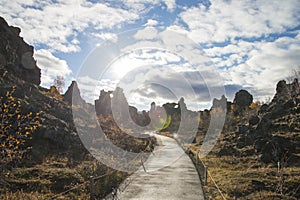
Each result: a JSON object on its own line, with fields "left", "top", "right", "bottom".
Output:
{"left": 63, "top": 81, "right": 84, "bottom": 105}
{"left": 212, "top": 95, "right": 228, "bottom": 110}
{"left": 0, "top": 17, "right": 40, "bottom": 85}
{"left": 271, "top": 79, "right": 299, "bottom": 105}
{"left": 233, "top": 89, "right": 253, "bottom": 112}
{"left": 129, "top": 106, "right": 151, "bottom": 126}
{"left": 95, "top": 87, "right": 150, "bottom": 126}
{"left": 95, "top": 89, "right": 112, "bottom": 117}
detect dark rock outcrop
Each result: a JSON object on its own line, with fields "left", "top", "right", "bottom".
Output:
{"left": 0, "top": 17, "right": 40, "bottom": 85}
{"left": 95, "top": 89, "right": 112, "bottom": 117}
{"left": 253, "top": 79, "right": 300, "bottom": 164}
{"left": 63, "top": 81, "right": 84, "bottom": 105}
{"left": 272, "top": 79, "right": 299, "bottom": 104}
{"left": 233, "top": 89, "right": 253, "bottom": 112}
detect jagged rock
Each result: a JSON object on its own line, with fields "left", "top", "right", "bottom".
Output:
{"left": 212, "top": 95, "right": 227, "bottom": 110}
{"left": 271, "top": 79, "right": 300, "bottom": 105}
{"left": 150, "top": 102, "right": 156, "bottom": 112}
{"left": 111, "top": 87, "right": 130, "bottom": 120}
{"left": 233, "top": 89, "right": 253, "bottom": 111}
{"left": 63, "top": 81, "right": 84, "bottom": 105}
{"left": 95, "top": 89, "right": 112, "bottom": 117}
{"left": 178, "top": 97, "right": 187, "bottom": 111}
{"left": 0, "top": 17, "right": 40, "bottom": 85}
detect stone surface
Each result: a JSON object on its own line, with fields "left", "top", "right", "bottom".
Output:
{"left": 233, "top": 89, "right": 253, "bottom": 111}
{"left": 63, "top": 81, "right": 84, "bottom": 105}
{"left": 0, "top": 17, "right": 41, "bottom": 85}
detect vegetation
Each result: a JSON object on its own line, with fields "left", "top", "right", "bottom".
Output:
{"left": 202, "top": 155, "right": 300, "bottom": 200}
{"left": 0, "top": 85, "right": 155, "bottom": 199}
{"left": 53, "top": 75, "right": 65, "bottom": 94}
{"left": 0, "top": 86, "right": 40, "bottom": 166}
{"left": 161, "top": 78, "right": 299, "bottom": 199}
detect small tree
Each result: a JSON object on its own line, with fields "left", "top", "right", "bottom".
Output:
{"left": 0, "top": 86, "right": 40, "bottom": 165}
{"left": 287, "top": 68, "right": 300, "bottom": 83}
{"left": 53, "top": 75, "right": 65, "bottom": 94}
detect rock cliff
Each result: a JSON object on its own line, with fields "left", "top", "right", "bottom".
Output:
{"left": 0, "top": 17, "right": 40, "bottom": 85}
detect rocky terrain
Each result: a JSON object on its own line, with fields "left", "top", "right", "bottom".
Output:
{"left": 0, "top": 16, "right": 155, "bottom": 199}
{"left": 1, "top": 15, "right": 299, "bottom": 199}
{"left": 152, "top": 73, "right": 300, "bottom": 199}
{"left": 190, "top": 79, "right": 300, "bottom": 199}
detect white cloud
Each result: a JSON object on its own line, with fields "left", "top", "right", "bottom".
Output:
{"left": 180, "top": 0, "right": 300, "bottom": 44}
{"left": 162, "top": 0, "right": 176, "bottom": 12}
{"left": 0, "top": 0, "right": 139, "bottom": 53}
{"left": 34, "top": 49, "right": 72, "bottom": 86}
{"left": 121, "top": 0, "right": 163, "bottom": 11}
{"left": 144, "top": 19, "right": 159, "bottom": 27}
{"left": 76, "top": 76, "right": 118, "bottom": 104}
{"left": 92, "top": 33, "right": 118, "bottom": 43}
{"left": 180, "top": 0, "right": 300, "bottom": 102}
{"left": 134, "top": 27, "right": 158, "bottom": 40}
{"left": 212, "top": 36, "right": 300, "bottom": 100}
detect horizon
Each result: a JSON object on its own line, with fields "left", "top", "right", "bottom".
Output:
{"left": 74, "top": 82, "right": 285, "bottom": 112}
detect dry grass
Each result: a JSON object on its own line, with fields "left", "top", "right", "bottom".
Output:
{"left": 0, "top": 154, "right": 130, "bottom": 199}
{"left": 201, "top": 155, "right": 300, "bottom": 200}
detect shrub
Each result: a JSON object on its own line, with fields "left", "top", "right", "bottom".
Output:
{"left": 0, "top": 86, "right": 40, "bottom": 164}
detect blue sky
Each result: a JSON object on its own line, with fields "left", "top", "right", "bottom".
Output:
{"left": 1, "top": 0, "right": 299, "bottom": 110}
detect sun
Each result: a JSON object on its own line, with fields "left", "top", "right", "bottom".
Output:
{"left": 109, "top": 54, "right": 144, "bottom": 79}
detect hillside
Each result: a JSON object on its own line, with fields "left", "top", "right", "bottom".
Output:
{"left": 0, "top": 16, "right": 155, "bottom": 199}
{"left": 150, "top": 72, "right": 300, "bottom": 199}
{"left": 188, "top": 79, "right": 300, "bottom": 199}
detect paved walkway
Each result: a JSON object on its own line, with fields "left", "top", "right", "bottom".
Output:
{"left": 116, "top": 134, "right": 205, "bottom": 200}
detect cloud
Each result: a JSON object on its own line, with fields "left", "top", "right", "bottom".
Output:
{"left": 144, "top": 19, "right": 159, "bottom": 27}
{"left": 177, "top": 0, "right": 300, "bottom": 103}
{"left": 120, "top": 0, "right": 176, "bottom": 13}
{"left": 76, "top": 76, "right": 119, "bottom": 104}
{"left": 134, "top": 27, "right": 158, "bottom": 40}
{"left": 162, "top": 0, "right": 176, "bottom": 12}
{"left": 0, "top": 0, "right": 139, "bottom": 53}
{"left": 92, "top": 33, "right": 118, "bottom": 43}
{"left": 180, "top": 0, "right": 300, "bottom": 44}
{"left": 34, "top": 49, "right": 72, "bottom": 86}
{"left": 76, "top": 25, "right": 226, "bottom": 110}
{"left": 120, "top": 0, "right": 160, "bottom": 12}
{"left": 209, "top": 35, "right": 300, "bottom": 101}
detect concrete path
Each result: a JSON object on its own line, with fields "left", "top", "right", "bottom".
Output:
{"left": 116, "top": 134, "right": 205, "bottom": 200}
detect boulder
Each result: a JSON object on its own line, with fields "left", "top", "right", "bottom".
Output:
{"left": 233, "top": 89, "right": 253, "bottom": 111}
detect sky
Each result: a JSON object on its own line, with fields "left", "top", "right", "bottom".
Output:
{"left": 1, "top": 0, "right": 300, "bottom": 111}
